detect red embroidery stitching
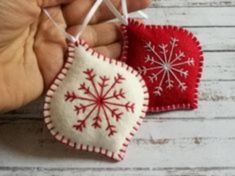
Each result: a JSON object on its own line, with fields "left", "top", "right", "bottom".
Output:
{"left": 138, "top": 38, "right": 195, "bottom": 96}
{"left": 65, "top": 68, "right": 135, "bottom": 137}
{"left": 121, "top": 19, "right": 203, "bottom": 113}
{"left": 44, "top": 39, "right": 149, "bottom": 161}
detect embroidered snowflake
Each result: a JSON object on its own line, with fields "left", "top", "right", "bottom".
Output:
{"left": 138, "top": 38, "right": 195, "bottom": 96}
{"left": 64, "top": 69, "right": 135, "bottom": 137}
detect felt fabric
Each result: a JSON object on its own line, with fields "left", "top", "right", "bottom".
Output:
{"left": 43, "top": 40, "right": 149, "bottom": 161}
{"left": 121, "top": 19, "right": 204, "bottom": 112}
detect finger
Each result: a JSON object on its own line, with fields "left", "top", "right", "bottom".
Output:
{"left": 63, "top": 0, "right": 151, "bottom": 26}
{"left": 94, "top": 42, "right": 122, "bottom": 59}
{"left": 67, "top": 22, "right": 121, "bottom": 47}
{"left": 35, "top": 7, "right": 67, "bottom": 88}
{"left": 38, "top": 0, "right": 75, "bottom": 7}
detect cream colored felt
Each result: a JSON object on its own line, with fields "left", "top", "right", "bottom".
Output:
{"left": 43, "top": 41, "right": 149, "bottom": 161}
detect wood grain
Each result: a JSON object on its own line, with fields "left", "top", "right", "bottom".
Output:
{"left": 0, "top": 119, "right": 235, "bottom": 168}
{"left": 1, "top": 167, "right": 235, "bottom": 176}
{"left": 151, "top": 0, "right": 235, "bottom": 7}
{"left": 1, "top": 80, "right": 235, "bottom": 119}
{"left": 141, "top": 8, "right": 235, "bottom": 26}
{"left": 1, "top": 0, "right": 235, "bottom": 175}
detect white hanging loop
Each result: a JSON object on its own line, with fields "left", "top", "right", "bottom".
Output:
{"left": 105, "top": 0, "right": 148, "bottom": 24}
{"left": 103, "top": 0, "right": 128, "bottom": 25}
{"left": 121, "top": 0, "right": 149, "bottom": 19}
{"left": 43, "top": 9, "right": 76, "bottom": 43}
{"left": 43, "top": 0, "right": 149, "bottom": 43}
{"left": 121, "top": 0, "right": 128, "bottom": 22}
{"left": 75, "top": 0, "right": 104, "bottom": 41}
{"left": 43, "top": 0, "right": 104, "bottom": 42}
{"left": 137, "top": 10, "right": 149, "bottom": 19}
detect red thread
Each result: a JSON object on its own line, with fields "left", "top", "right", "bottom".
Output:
{"left": 64, "top": 68, "right": 135, "bottom": 137}
{"left": 53, "top": 132, "right": 59, "bottom": 137}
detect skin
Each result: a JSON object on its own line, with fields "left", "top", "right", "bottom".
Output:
{"left": 0, "top": 0, "right": 151, "bottom": 113}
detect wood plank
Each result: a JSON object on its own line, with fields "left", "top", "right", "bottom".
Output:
{"left": 1, "top": 167, "right": 235, "bottom": 176}
{"left": 140, "top": 7, "right": 235, "bottom": 26}
{"left": 0, "top": 3, "right": 234, "bottom": 176}
{"left": 190, "top": 28, "right": 235, "bottom": 51}
{"left": 132, "top": 10, "right": 235, "bottom": 49}
{"left": 202, "top": 53, "right": 235, "bottom": 81}
{"left": 0, "top": 119, "right": 235, "bottom": 168}
{"left": 2, "top": 78, "right": 235, "bottom": 119}
{"left": 151, "top": 0, "right": 235, "bottom": 7}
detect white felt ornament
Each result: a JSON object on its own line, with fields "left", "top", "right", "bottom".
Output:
{"left": 43, "top": 0, "right": 149, "bottom": 161}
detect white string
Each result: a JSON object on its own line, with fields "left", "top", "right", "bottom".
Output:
{"left": 43, "top": 9, "right": 76, "bottom": 43}
{"left": 103, "top": 0, "right": 128, "bottom": 25}
{"left": 120, "top": 0, "right": 148, "bottom": 19}
{"left": 43, "top": 0, "right": 149, "bottom": 43}
{"left": 75, "top": 0, "right": 103, "bottom": 41}
{"left": 137, "top": 10, "right": 148, "bottom": 19}
{"left": 104, "top": 0, "right": 149, "bottom": 25}
{"left": 121, "top": 0, "right": 128, "bottom": 21}
{"left": 43, "top": 0, "right": 104, "bottom": 42}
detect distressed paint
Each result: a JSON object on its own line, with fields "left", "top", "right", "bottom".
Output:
{"left": 0, "top": 0, "right": 235, "bottom": 175}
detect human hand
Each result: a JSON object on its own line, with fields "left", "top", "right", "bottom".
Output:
{"left": 0, "top": 0, "right": 151, "bottom": 112}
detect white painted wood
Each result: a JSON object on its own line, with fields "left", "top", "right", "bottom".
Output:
{"left": 202, "top": 52, "right": 235, "bottom": 81}
{"left": 1, "top": 2, "right": 235, "bottom": 176}
{"left": 133, "top": 8, "right": 235, "bottom": 51}
{"left": 0, "top": 119, "right": 235, "bottom": 168}
{"left": 191, "top": 28, "right": 235, "bottom": 51}
{"left": 151, "top": 0, "right": 235, "bottom": 7}
{"left": 142, "top": 7, "right": 235, "bottom": 26}
{"left": 4, "top": 77, "right": 235, "bottom": 119}
{"left": 1, "top": 168, "right": 235, "bottom": 176}
{"left": 2, "top": 80, "right": 235, "bottom": 119}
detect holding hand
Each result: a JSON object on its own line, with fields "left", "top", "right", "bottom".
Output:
{"left": 0, "top": 0, "right": 151, "bottom": 112}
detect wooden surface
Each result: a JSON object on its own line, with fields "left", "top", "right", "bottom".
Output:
{"left": 1, "top": 0, "right": 235, "bottom": 175}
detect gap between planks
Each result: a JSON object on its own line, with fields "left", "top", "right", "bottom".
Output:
{"left": 1, "top": 167, "right": 235, "bottom": 176}
{"left": 141, "top": 7, "right": 235, "bottom": 26}
{"left": 1, "top": 166, "right": 235, "bottom": 171}
{"left": 0, "top": 119, "right": 235, "bottom": 168}
{"left": 151, "top": 0, "right": 235, "bottom": 8}
{"left": 2, "top": 78, "right": 235, "bottom": 119}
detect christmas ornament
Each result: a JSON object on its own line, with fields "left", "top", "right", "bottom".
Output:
{"left": 43, "top": 0, "right": 149, "bottom": 161}
{"left": 122, "top": 21, "right": 204, "bottom": 112}
{"left": 109, "top": 0, "right": 204, "bottom": 112}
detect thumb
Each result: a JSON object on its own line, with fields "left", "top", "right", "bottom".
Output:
{"left": 39, "top": 0, "right": 75, "bottom": 7}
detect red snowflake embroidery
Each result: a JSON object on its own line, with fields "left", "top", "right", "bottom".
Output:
{"left": 65, "top": 69, "right": 135, "bottom": 137}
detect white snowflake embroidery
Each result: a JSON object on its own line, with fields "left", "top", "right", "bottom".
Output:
{"left": 65, "top": 69, "right": 135, "bottom": 137}
{"left": 138, "top": 38, "right": 195, "bottom": 96}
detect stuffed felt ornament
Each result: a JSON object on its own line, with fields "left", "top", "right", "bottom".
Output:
{"left": 115, "top": 0, "right": 204, "bottom": 112}
{"left": 43, "top": 0, "right": 149, "bottom": 161}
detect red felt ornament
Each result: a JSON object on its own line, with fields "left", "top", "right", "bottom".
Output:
{"left": 120, "top": 20, "right": 204, "bottom": 112}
